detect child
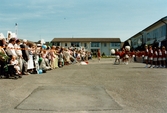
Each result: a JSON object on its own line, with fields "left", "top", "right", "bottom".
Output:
{"left": 10, "top": 55, "right": 21, "bottom": 75}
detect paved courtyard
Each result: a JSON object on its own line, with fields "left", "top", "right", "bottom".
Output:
{"left": 0, "top": 58, "right": 167, "bottom": 113}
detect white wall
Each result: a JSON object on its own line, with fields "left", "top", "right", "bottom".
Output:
{"left": 58, "top": 42, "right": 121, "bottom": 56}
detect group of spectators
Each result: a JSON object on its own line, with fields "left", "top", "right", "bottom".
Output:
{"left": 114, "top": 45, "right": 167, "bottom": 68}
{"left": 0, "top": 38, "right": 92, "bottom": 78}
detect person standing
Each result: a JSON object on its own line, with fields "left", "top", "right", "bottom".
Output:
{"left": 144, "top": 45, "right": 149, "bottom": 68}
{"left": 27, "top": 44, "right": 35, "bottom": 73}
{"left": 54, "top": 47, "right": 59, "bottom": 68}
{"left": 124, "top": 46, "right": 130, "bottom": 65}
{"left": 148, "top": 46, "right": 153, "bottom": 68}
{"left": 162, "top": 46, "right": 166, "bottom": 68}
{"left": 158, "top": 47, "right": 162, "bottom": 68}
{"left": 20, "top": 39, "right": 30, "bottom": 75}
{"left": 6, "top": 38, "right": 17, "bottom": 57}
{"left": 114, "top": 49, "right": 120, "bottom": 64}
{"left": 58, "top": 48, "right": 64, "bottom": 67}
{"left": 97, "top": 49, "right": 101, "bottom": 62}
{"left": 153, "top": 47, "right": 158, "bottom": 68}
{"left": 50, "top": 46, "right": 57, "bottom": 69}
{"left": 14, "top": 39, "right": 23, "bottom": 73}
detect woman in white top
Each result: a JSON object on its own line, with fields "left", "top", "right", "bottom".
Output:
{"left": 27, "top": 44, "right": 34, "bottom": 71}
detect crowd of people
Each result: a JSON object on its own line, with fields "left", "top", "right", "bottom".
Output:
{"left": 113, "top": 45, "right": 167, "bottom": 68}
{"left": 0, "top": 38, "right": 92, "bottom": 79}
{"left": 1, "top": 37, "right": 166, "bottom": 79}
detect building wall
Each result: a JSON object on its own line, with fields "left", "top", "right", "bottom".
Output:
{"left": 52, "top": 41, "right": 121, "bottom": 56}
{"left": 145, "top": 24, "right": 166, "bottom": 45}
{"left": 101, "top": 43, "right": 109, "bottom": 56}
{"left": 60, "top": 42, "right": 71, "bottom": 48}
{"left": 130, "top": 18, "right": 167, "bottom": 50}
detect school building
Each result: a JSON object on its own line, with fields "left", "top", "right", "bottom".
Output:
{"left": 124, "top": 16, "right": 167, "bottom": 50}
{"left": 50, "top": 38, "right": 121, "bottom": 56}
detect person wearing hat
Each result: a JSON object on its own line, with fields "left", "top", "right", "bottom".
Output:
{"left": 114, "top": 49, "right": 120, "bottom": 64}
{"left": 162, "top": 46, "right": 167, "bottom": 68}
{"left": 153, "top": 47, "right": 158, "bottom": 68}
{"left": 157, "top": 47, "right": 163, "bottom": 68}
{"left": 148, "top": 45, "right": 153, "bottom": 68}
{"left": 144, "top": 45, "right": 149, "bottom": 68}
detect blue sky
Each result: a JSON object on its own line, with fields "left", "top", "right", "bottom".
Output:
{"left": 0, "top": 0, "right": 167, "bottom": 42}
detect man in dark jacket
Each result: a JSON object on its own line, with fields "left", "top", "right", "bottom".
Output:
{"left": 20, "top": 39, "right": 30, "bottom": 75}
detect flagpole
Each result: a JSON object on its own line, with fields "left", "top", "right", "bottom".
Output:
{"left": 15, "top": 23, "right": 18, "bottom": 38}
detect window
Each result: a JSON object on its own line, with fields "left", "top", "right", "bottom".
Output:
{"left": 110, "top": 43, "right": 120, "bottom": 47}
{"left": 91, "top": 42, "right": 100, "bottom": 47}
{"left": 104, "top": 43, "right": 106, "bottom": 47}
{"left": 153, "top": 29, "right": 156, "bottom": 39}
{"left": 132, "top": 38, "right": 138, "bottom": 48}
{"left": 162, "top": 25, "right": 166, "bottom": 37}
{"left": 71, "top": 42, "right": 79, "bottom": 47}
{"left": 160, "top": 26, "right": 163, "bottom": 37}
{"left": 54, "top": 42, "right": 60, "bottom": 46}
{"left": 84, "top": 43, "right": 87, "bottom": 47}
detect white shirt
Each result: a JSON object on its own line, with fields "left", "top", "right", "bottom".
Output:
{"left": 14, "top": 44, "right": 22, "bottom": 56}
{"left": 6, "top": 43, "right": 17, "bottom": 56}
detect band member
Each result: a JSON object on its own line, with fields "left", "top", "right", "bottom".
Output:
{"left": 144, "top": 45, "right": 149, "bottom": 68}
{"left": 153, "top": 47, "right": 158, "bottom": 68}
{"left": 124, "top": 46, "right": 130, "bottom": 65}
{"left": 162, "top": 46, "right": 166, "bottom": 68}
{"left": 97, "top": 49, "right": 101, "bottom": 62}
{"left": 148, "top": 46, "right": 153, "bottom": 68}
{"left": 120, "top": 48, "right": 125, "bottom": 63}
{"left": 158, "top": 47, "right": 162, "bottom": 68}
{"left": 114, "top": 49, "right": 120, "bottom": 64}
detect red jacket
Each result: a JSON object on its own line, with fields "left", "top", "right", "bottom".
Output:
{"left": 144, "top": 49, "right": 149, "bottom": 56}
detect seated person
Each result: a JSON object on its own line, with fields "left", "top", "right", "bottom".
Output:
{"left": 10, "top": 55, "right": 21, "bottom": 75}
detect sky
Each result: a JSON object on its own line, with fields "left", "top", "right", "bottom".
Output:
{"left": 0, "top": 0, "right": 167, "bottom": 42}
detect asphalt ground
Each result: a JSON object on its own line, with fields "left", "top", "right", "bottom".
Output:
{"left": 0, "top": 58, "right": 167, "bottom": 113}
